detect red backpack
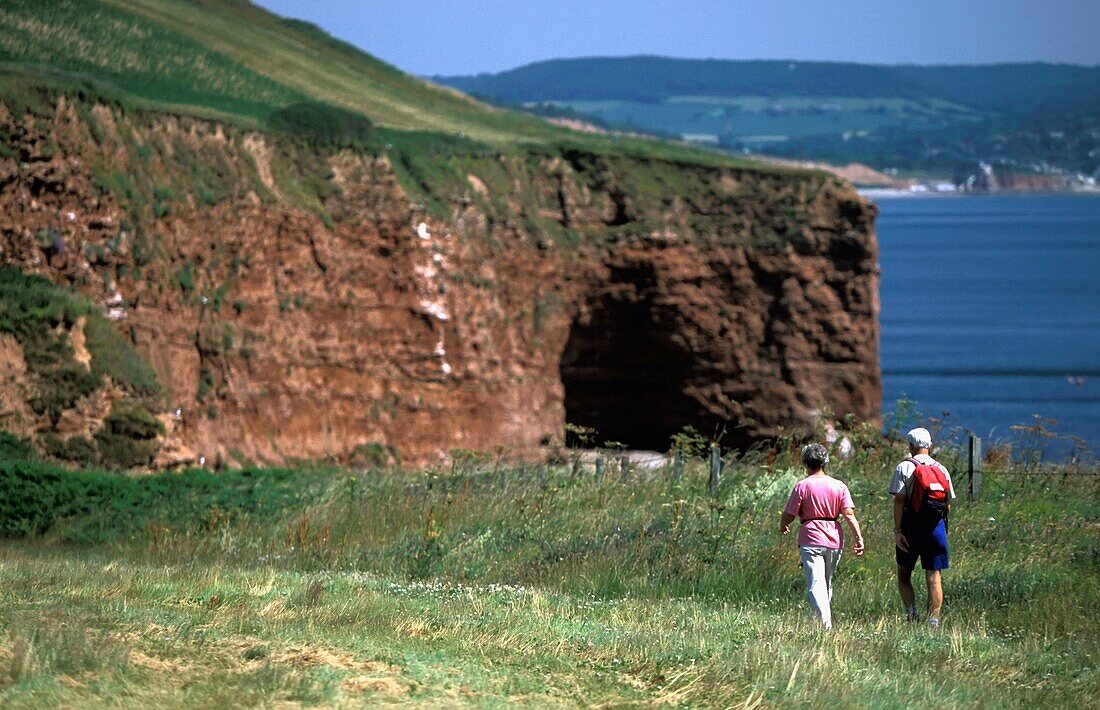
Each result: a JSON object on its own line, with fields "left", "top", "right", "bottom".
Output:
{"left": 907, "top": 458, "right": 951, "bottom": 520}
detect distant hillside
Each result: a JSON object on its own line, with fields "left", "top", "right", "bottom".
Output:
{"left": 436, "top": 57, "right": 1100, "bottom": 177}
{"left": 439, "top": 57, "right": 940, "bottom": 103}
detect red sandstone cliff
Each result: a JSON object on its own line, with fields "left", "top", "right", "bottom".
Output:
{"left": 0, "top": 99, "right": 879, "bottom": 465}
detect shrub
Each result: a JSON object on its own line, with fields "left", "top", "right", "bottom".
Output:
{"left": 173, "top": 263, "right": 196, "bottom": 294}
{"left": 0, "top": 430, "right": 36, "bottom": 461}
{"left": 29, "top": 362, "right": 101, "bottom": 425}
{"left": 0, "top": 460, "right": 311, "bottom": 541}
{"left": 61, "top": 436, "right": 100, "bottom": 467}
{"left": 84, "top": 311, "right": 161, "bottom": 396}
{"left": 94, "top": 399, "right": 163, "bottom": 469}
{"left": 266, "top": 102, "right": 374, "bottom": 148}
{"left": 0, "top": 268, "right": 162, "bottom": 435}
{"left": 347, "top": 441, "right": 397, "bottom": 468}
{"left": 0, "top": 267, "right": 85, "bottom": 339}
{"left": 39, "top": 433, "right": 99, "bottom": 467}
{"left": 0, "top": 460, "right": 54, "bottom": 536}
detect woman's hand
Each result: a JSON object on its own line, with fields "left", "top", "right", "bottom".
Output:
{"left": 854, "top": 537, "right": 865, "bottom": 557}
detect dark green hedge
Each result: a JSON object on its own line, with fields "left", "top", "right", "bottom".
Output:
{"left": 266, "top": 101, "right": 374, "bottom": 148}
{"left": 0, "top": 457, "right": 314, "bottom": 543}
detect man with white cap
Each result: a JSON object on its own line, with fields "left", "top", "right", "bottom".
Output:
{"left": 890, "top": 427, "right": 956, "bottom": 627}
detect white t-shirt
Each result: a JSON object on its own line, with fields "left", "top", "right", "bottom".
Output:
{"left": 889, "top": 453, "right": 957, "bottom": 501}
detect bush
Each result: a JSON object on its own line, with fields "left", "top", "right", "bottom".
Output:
{"left": 84, "top": 312, "right": 161, "bottom": 396}
{"left": 266, "top": 102, "right": 374, "bottom": 148}
{"left": 0, "top": 266, "right": 85, "bottom": 340}
{"left": 0, "top": 267, "right": 162, "bottom": 416}
{"left": 0, "top": 458, "right": 116, "bottom": 537}
{"left": 0, "top": 430, "right": 36, "bottom": 461}
{"left": 0, "top": 460, "right": 313, "bottom": 541}
{"left": 347, "top": 441, "right": 397, "bottom": 468}
{"left": 29, "top": 362, "right": 101, "bottom": 425}
{"left": 94, "top": 399, "right": 163, "bottom": 469}
{"left": 62, "top": 436, "right": 100, "bottom": 467}
{"left": 40, "top": 432, "right": 100, "bottom": 467}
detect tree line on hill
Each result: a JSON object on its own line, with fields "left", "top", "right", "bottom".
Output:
{"left": 435, "top": 58, "right": 1100, "bottom": 178}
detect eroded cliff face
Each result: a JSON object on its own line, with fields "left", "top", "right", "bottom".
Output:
{"left": 0, "top": 98, "right": 879, "bottom": 465}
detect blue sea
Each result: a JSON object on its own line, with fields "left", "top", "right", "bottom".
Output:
{"left": 875, "top": 194, "right": 1100, "bottom": 457}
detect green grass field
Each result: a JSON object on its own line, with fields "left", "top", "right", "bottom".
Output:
{"left": 542, "top": 95, "right": 979, "bottom": 145}
{"left": 1, "top": 430, "right": 1096, "bottom": 707}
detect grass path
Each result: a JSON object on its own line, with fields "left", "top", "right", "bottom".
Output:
{"left": 0, "top": 523, "right": 1094, "bottom": 707}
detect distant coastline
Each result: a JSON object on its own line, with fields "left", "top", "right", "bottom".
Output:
{"left": 750, "top": 155, "right": 1100, "bottom": 197}
{"left": 859, "top": 185, "right": 1100, "bottom": 199}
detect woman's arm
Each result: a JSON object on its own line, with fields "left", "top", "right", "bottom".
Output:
{"left": 841, "top": 507, "right": 865, "bottom": 556}
{"left": 779, "top": 511, "right": 796, "bottom": 535}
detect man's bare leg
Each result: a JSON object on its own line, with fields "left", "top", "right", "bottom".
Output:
{"left": 925, "top": 570, "right": 943, "bottom": 620}
{"left": 897, "top": 565, "right": 917, "bottom": 617}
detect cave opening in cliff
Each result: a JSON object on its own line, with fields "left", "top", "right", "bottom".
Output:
{"left": 560, "top": 293, "right": 703, "bottom": 451}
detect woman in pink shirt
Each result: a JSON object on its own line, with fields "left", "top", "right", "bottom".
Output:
{"left": 779, "top": 443, "right": 865, "bottom": 629}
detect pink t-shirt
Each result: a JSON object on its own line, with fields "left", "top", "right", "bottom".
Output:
{"left": 783, "top": 474, "right": 854, "bottom": 549}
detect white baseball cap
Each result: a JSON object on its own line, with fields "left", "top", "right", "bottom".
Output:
{"left": 907, "top": 427, "right": 932, "bottom": 448}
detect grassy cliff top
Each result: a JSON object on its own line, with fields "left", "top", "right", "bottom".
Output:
{"left": 0, "top": 0, "right": 782, "bottom": 171}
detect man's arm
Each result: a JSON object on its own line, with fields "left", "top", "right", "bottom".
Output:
{"left": 893, "top": 494, "right": 909, "bottom": 551}
{"left": 841, "top": 507, "right": 865, "bottom": 556}
{"left": 779, "top": 511, "right": 796, "bottom": 535}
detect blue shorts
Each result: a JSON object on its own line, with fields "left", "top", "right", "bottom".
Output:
{"left": 896, "top": 518, "right": 949, "bottom": 571}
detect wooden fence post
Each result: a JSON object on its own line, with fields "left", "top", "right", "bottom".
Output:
{"left": 620, "top": 454, "right": 630, "bottom": 479}
{"left": 672, "top": 450, "right": 683, "bottom": 484}
{"left": 595, "top": 456, "right": 605, "bottom": 479}
{"left": 709, "top": 445, "right": 722, "bottom": 495}
{"left": 968, "top": 434, "right": 982, "bottom": 500}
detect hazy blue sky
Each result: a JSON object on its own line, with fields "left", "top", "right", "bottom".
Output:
{"left": 253, "top": 0, "right": 1100, "bottom": 76}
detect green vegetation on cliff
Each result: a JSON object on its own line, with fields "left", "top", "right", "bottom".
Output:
{"left": 0, "top": 0, "right": 822, "bottom": 239}
{"left": 0, "top": 268, "right": 163, "bottom": 468}
{"left": 0, "top": 0, "right": 770, "bottom": 169}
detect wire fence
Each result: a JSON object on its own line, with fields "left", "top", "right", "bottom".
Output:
{"left": 978, "top": 469, "right": 1098, "bottom": 477}
{"left": 388, "top": 431, "right": 1098, "bottom": 505}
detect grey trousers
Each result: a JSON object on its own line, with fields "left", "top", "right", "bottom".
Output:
{"left": 800, "top": 545, "right": 843, "bottom": 629}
